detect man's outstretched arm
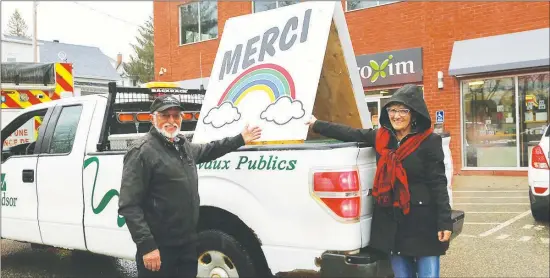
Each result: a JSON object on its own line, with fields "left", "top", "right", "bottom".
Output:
{"left": 190, "top": 124, "right": 262, "bottom": 164}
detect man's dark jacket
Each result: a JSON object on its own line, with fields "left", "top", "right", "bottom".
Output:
{"left": 118, "top": 127, "right": 245, "bottom": 256}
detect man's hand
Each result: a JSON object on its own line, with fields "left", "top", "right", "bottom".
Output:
{"left": 241, "top": 124, "right": 262, "bottom": 143}
{"left": 143, "top": 249, "right": 161, "bottom": 271}
{"left": 305, "top": 115, "right": 317, "bottom": 126}
{"left": 438, "top": 230, "right": 452, "bottom": 242}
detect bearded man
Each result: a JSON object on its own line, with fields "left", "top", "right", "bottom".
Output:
{"left": 118, "top": 95, "right": 262, "bottom": 278}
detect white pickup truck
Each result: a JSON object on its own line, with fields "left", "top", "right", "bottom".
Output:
{"left": 1, "top": 84, "right": 461, "bottom": 277}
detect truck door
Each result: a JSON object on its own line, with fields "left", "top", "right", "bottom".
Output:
{"left": 1, "top": 107, "right": 53, "bottom": 244}
{"left": 36, "top": 100, "right": 94, "bottom": 251}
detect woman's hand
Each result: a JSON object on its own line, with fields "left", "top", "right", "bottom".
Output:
{"left": 305, "top": 115, "right": 317, "bottom": 126}
{"left": 438, "top": 230, "right": 452, "bottom": 242}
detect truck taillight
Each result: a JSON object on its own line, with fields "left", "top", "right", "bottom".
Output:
{"left": 531, "top": 145, "right": 549, "bottom": 170}
{"left": 312, "top": 170, "right": 360, "bottom": 220}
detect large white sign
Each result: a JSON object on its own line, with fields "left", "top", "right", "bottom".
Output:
{"left": 193, "top": 1, "right": 370, "bottom": 143}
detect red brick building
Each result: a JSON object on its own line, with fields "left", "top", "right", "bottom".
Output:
{"left": 153, "top": 1, "right": 550, "bottom": 175}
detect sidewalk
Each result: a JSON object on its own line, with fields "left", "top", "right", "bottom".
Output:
{"left": 452, "top": 175, "right": 528, "bottom": 190}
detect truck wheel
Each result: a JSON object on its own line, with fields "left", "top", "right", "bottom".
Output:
{"left": 197, "top": 229, "right": 257, "bottom": 278}
{"left": 531, "top": 205, "right": 549, "bottom": 222}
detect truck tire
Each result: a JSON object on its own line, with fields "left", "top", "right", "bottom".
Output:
{"left": 531, "top": 205, "right": 549, "bottom": 222}
{"left": 197, "top": 229, "right": 257, "bottom": 278}
{"left": 529, "top": 190, "right": 549, "bottom": 221}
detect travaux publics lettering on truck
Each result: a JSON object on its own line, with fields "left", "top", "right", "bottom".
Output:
{"left": 198, "top": 155, "right": 298, "bottom": 171}
{"left": 1, "top": 2, "right": 462, "bottom": 278}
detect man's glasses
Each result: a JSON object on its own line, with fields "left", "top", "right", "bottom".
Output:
{"left": 386, "top": 108, "right": 410, "bottom": 117}
{"left": 157, "top": 112, "right": 182, "bottom": 120}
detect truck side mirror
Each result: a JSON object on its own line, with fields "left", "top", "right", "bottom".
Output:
{"left": 1, "top": 149, "right": 12, "bottom": 163}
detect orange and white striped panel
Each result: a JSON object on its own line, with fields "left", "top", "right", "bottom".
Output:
{"left": 34, "top": 116, "right": 43, "bottom": 140}
{"left": 1, "top": 90, "right": 55, "bottom": 109}
{"left": 54, "top": 63, "right": 74, "bottom": 98}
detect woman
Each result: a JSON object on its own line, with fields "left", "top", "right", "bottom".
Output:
{"left": 306, "top": 84, "right": 452, "bottom": 278}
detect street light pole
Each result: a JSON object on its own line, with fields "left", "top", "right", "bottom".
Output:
{"left": 32, "top": 0, "right": 38, "bottom": 62}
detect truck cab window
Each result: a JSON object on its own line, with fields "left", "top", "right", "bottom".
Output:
{"left": 1, "top": 109, "right": 48, "bottom": 160}
{"left": 48, "top": 105, "right": 83, "bottom": 154}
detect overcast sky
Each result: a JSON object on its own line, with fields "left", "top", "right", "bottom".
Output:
{"left": 1, "top": 1, "right": 153, "bottom": 62}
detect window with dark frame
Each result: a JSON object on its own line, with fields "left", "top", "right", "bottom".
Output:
{"left": 179, "top": 1, "right": 218, "bottom": 45}
{"left": 48, "top": 105, "right": 83, "bottom": 154}
{"left": 1, "top": 109, "right": 47, "bottom": 155}
{"left": 346, "top": 0, "right": 399, "bottom": 12}
{"left": 252, "top": 0, "right": 300, "bottom": 13}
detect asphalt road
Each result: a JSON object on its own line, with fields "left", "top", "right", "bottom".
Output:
{"left": 441, "top": 182, "right": 550, "bottom": 278}
{"left": 1, "top": 182, "right": 548, "bottom": 278}
{"left": 0, "top": 241, "right": 137, "bottom": 278}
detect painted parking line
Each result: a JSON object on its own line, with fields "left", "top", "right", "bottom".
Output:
{"left": 522, "top": 224, "right": 546, "bottom": 230}
{"left": 459, "top": 234, "right": 550, "bottom": 243}
{"left": 479, "top": 210, "right": 531, "bottom": 237}
{"left": 460, "top": 234, "right": 479, "bottom": 238}
{"left": 496, "top": 234, "right": 510, "bottom": 240}
{"left": 465, "top": 212, "right": 525, "bottom": 214}
{"left": 455, "top": 203, "right": 529, "bottom": 205}
{"left": 454, "top": 197, "right": 526, "bottom": 199}
{"left": 453, "top": 190, "right": 526, "bottom": 193}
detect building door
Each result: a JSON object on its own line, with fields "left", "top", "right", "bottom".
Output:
{"left": 1, "top": 107, "right": 52, "bottom": 244}
{"left": 365, "top": 95, "right": 394, "bottom": 129}
{"left": 37, "top": 102, "right": 92, "bottom": 251}
{"left": 365, "top": 97, "right": 380, "bottom": 128}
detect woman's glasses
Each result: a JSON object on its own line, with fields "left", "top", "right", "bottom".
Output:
{"left": 386, "top": 108, "right": 410, "bottom": 117}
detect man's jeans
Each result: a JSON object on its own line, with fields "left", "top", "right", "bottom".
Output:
{"left": 390, "top": 255, "right": 440, "bottom": 278}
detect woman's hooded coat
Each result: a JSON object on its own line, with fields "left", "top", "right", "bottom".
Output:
{"left": 312, "top": 84, "right": 453, "bottom": 257}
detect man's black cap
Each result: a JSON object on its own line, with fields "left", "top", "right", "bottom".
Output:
{"left": 150, "top": 94, "right": 184, "bottom": 113}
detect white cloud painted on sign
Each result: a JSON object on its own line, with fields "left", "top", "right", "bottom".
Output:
{"left": 260, "top": 96, "right": 305, "bottom": 125}
{"left": 203, "top": 102, "right": 241, "bottom": 128}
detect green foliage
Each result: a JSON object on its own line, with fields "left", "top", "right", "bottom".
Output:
{"left": 124, "top": 15, "right": 154, "bottom": 83}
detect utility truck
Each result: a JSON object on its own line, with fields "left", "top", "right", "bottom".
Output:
{"left": 1, "top": 2, "right": 463, "bottom": 277}
{"left": 1, "top": 61, "right": 75, "bottom": 146}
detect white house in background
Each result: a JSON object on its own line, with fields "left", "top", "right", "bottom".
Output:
{"left": 107, "top": 53, "right": 140, "bottom": 87}
{"left": 1, "top": 34, "right": 39, "bottom": 62}
{"left": 2, "top": 35, "right": 120, "bottom": 96}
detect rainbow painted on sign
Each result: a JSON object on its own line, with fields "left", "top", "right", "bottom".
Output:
{"left": 203, "top": 63, "right": 304, "bottom": 129}
{"left": 217, "top": 63, "right": 296, "bottom": 106}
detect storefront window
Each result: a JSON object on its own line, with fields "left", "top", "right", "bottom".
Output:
{"left": 462, "top": 77, "right": 517, "bottom": 167}
{"left": 519, "top": 73, "right": 549, "bottom": 167}
{"left": 462, "top": 72, "right": 550, "bottom": 169}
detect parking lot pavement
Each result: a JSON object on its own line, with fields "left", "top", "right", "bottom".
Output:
{"left": 0, "top": 239, "right": 136, "bottom": 278}
{"left": 441, "top": 185, "right": 550, "bottom": 278}
{"left": 2, "top": 178, "right": 547, "bottom": 278}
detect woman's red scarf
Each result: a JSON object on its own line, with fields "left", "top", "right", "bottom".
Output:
{"left": 372, "top": 126, "right": 433, "bottom": 215}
